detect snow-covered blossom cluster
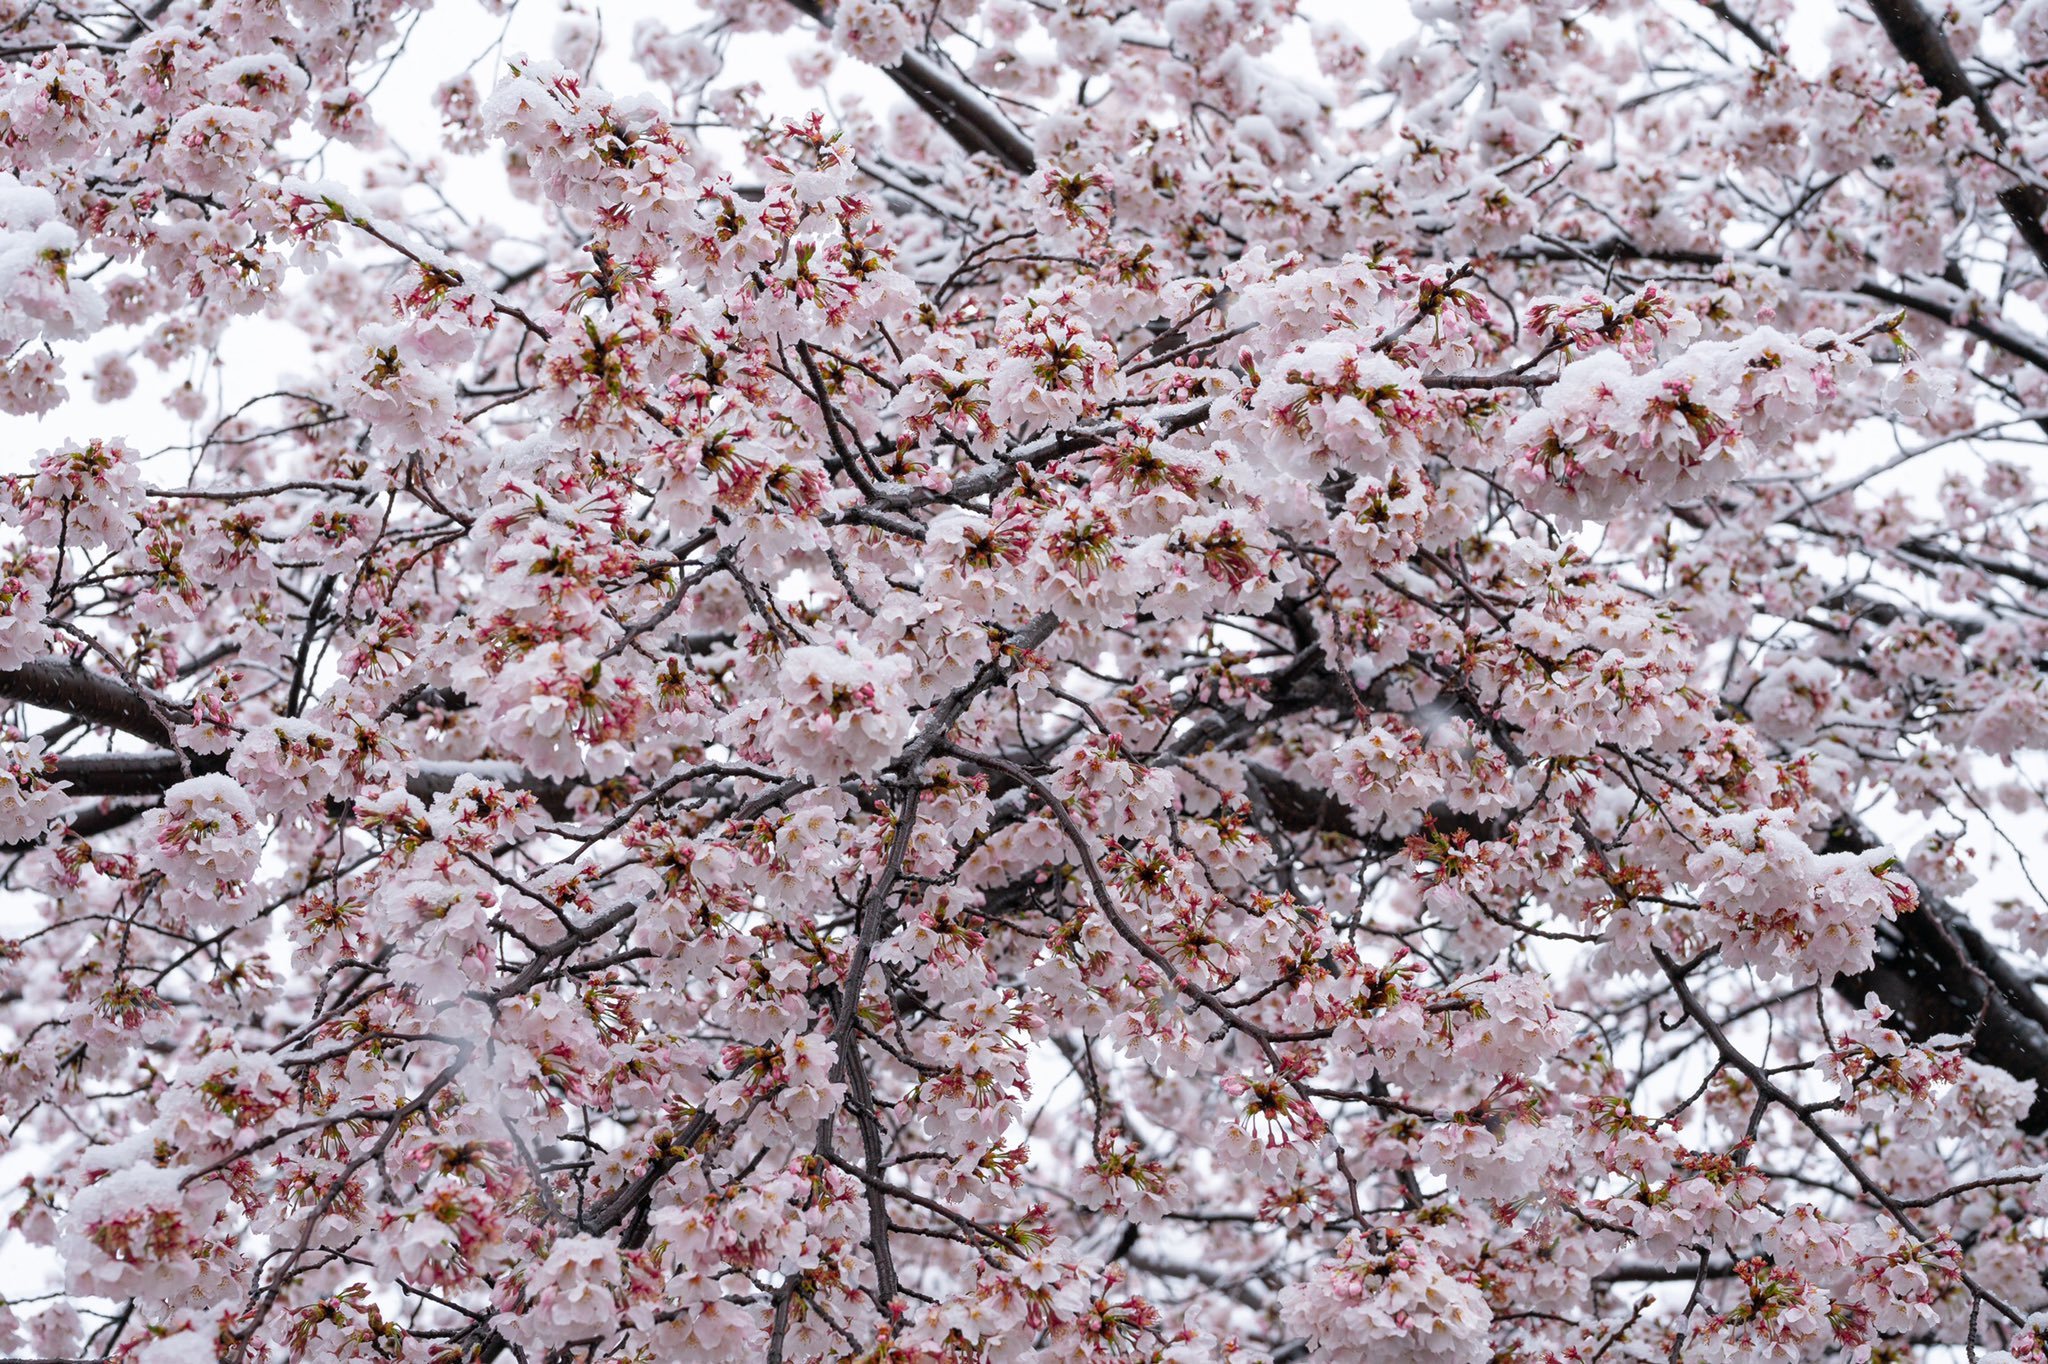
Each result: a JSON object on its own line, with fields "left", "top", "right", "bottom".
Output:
{"left": 4, "top": 0, "right": 2048, "bottom": 1362}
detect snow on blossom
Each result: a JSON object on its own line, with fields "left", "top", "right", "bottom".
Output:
{"left": 1683, "top": 810, "right": 1913, "bottom": 980}
{"left": 987, "top": 302, "right": 1117, "bottom": 428}
{"left": 138, "top": 775, "right": 264, "bottom": 922}
{"left": 58, "top": 1162, "right": 230, "bottom": 1303}
{"left": 162, "top": 104, "right": 274, "bottom": 195}
{"left": 724, "top": 638, "right": 916, "bottom": 782}
{"left": 6, "top": 4, "right": 2048, "bottom": 1363}
{"left": 228, "top": 716, "right": 343, "bottom": 807}
{"left": 1253, "top": 338, "right": 1426, "bottom": 478}
{"left": 0, "top": 49, "right": 113, "bottom": 167}
{"left": 0, "top": 173, "right": 102, "bottom": 349}
{"left": 1279, "top": 1222, "right": 1493, "bottom": 1363}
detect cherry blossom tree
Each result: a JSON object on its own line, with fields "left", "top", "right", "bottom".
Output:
{"left": 6, "top": 0, "right": 2048, "bottom": 1359}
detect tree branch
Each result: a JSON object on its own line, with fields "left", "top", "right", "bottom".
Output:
{"left": 1866, "top": 0, "right": 2048, "bottom": 275}
{"left": 1830, "top": 819, "right": 2048, "bottom": 1133}
{"left": 780, "top": 0, "right": 1035, "bottom": 175}
{"left": 1, "top": 661, "right": 187, "bottom": 748}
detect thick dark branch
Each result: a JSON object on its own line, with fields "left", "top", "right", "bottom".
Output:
{"left": 1246, "top": 763, "right": 1354, "bottom": 837}
{"left": 1867, "top": 0, "right": 2048, "bottom": 274}
{"left": 37, "top": 754, "right": 574, "bottom": 808}
{"left": 780, "top": 0, "right": 1036, "bottom": 174}
{"left": 1, "top": 756, "right": 576, "bottom": 856}
{"left": 1, "top": 661, "right": 186, "bottom": 748}
{"left": 1249, "top": 764, "right": 2048, "bottom": 1134}
{"left": 825, "top": 785, "right": 921, "bottom": 1309}
{"left": 1854, "top": 280, "right": 2048, "bottom": 378}
{"left": 1703, "top": 2, "right": 1781, "bottom": 58}
{"left": 46, "top": 751, "right": 213, "bottom": 797}
{"left": 1893, "top": 532, "right": 2048, "bottom": 594}
{"left": 889, "top": 52, "right": 1037, "bottom": 175}
{"left": 1868, "top": 0, "right": 2003, "bottom": 133}
{"left": 590, "top": 1110, "right": 718, "bottom": 1247}
{"left": 1830, "top": 819, "right": 2048, "bottom": 1134}
{"left": 1513, "top": 237, "right": 2048, "bottom": 382}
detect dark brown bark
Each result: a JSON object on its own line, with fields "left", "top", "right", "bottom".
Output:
{"left": 779, "top": 0, "right": 1036, "bottom": 175}
{"left": 1830, "top": 820, "right": 2048, "bottom": 1133}
{"left": 1866, "top": 0, "right": 2048, "bottom": 275}
{"left": 0, "top": 660, "right": 186, "bottom": 749}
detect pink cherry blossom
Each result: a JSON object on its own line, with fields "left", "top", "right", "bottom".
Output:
{"left": 3, "top": 1, "right": 2048, "bottom": 1362}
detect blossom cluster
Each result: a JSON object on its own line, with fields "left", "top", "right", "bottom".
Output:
{"left": 4, "top": 0, "right": 2048, "bottom": 1362}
